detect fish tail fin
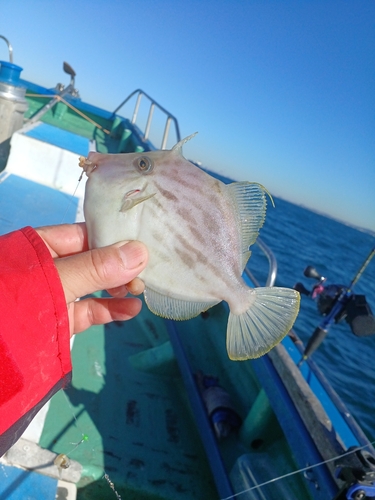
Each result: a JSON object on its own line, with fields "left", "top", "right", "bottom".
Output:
{"left": 226, "top": 287, "right": 300, "bottom": 360}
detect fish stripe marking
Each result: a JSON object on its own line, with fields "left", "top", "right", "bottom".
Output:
{"left": 174, "top": 247, "right": 197, "bottom": 268}
{"left": 154, "top": 181, "right": 179, "bottom": 202}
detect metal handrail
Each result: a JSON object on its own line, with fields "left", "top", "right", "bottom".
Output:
{"left": 113, "top": 89, "right": 181, "bottom": 149}
{"left": 245, "top": 237, "right": 277, "bottom": 287}
{"left": 256, "top": 237, "right": 278, "bottom": 286}
{"left": 0, "top": 35, "right": 13, "bottom": 63}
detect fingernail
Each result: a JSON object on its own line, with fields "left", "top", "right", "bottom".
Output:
{"left": 118, "top": 241, "right": 147, "bottom": 269}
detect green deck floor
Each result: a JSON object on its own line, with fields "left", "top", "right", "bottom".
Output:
{"left": 40, "top": 298, "right": 219, "bottom": 500}
{"left": 38, "top": 295, "right": 310, "bottom": 499}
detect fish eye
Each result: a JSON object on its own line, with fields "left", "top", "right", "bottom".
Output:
{"left": 136, "top": 156, "right": 153, "bottom": 174}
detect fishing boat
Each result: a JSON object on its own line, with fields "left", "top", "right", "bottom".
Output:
{"left": 1, "top": 36, "right": 375, "bottom": 500}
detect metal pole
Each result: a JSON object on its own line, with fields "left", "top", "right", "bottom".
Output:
{"left": 0, "top": 35, "right": 13, "bottom": 63}
{"left": 161, "top": 117, "right": 171, "bottom": 149}
{"left": 256, "top": 238, "right": 278, "bottom": 287}
{"left": 27, "top": 85, "right": 74, "bottom": 125}
{"left": 349, "top": 246, "right": 375, "bottom": 290}
{"left": 131, "top": 92, "right": 142, "bottom": 124}
{"left": 144, "top": 103, "right": 155, "bottom": 141}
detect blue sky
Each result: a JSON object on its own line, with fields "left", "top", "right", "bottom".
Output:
{"left": 2, "top": 0, "right": 375, "bottom": 231}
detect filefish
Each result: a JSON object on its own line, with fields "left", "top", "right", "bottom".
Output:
{"left": 79, "top": 133, "right": 300, "bottom": 360}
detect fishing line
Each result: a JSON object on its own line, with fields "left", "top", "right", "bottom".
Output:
{"left": 53, "top": 388, "right": 122, "bottom": 499}
{"left": 59, "top": 153, "right": 122, "bottom": 494}
{"left": 59, "top": 173, "right": 84, "bottom": 224}
{"left": 104, "top": 473, "right": 122, "bottom": 500}
{"left": 53, "top": 390, "right": 89, "bottom": 476}
{"left": 28, "top": 94, "right": 116, "bottom": 490}
{"left": 60, "top": 390, "right": 89, "bottom": 455}
{"left": 220, "top": 439, "right": 375, "bottom": 500}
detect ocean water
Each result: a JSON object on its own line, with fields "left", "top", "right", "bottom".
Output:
{"left": 247, "top": 196, "right": 375, "bottom": 441}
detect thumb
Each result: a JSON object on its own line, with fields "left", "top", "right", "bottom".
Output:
{"left": 55, "top": 241, "right": 148, "bottom": 303}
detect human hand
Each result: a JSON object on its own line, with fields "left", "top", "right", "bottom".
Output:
{"left": 36, "top": 223, "right": 148, "bottom": 337}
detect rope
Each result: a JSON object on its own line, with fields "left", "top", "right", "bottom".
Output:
{"left": 25, "top": 93, "right": 111, "bottom": 134}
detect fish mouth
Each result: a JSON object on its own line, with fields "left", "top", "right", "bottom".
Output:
{"left": 121, "top": 189, "right": 156, "bottom": 211}
{"left": 79, "top": 156, "right": 98, "bottom": 177}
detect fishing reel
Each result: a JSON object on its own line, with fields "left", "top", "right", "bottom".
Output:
{"left": 334, "top": 447, "right": 375, "bottom": 500}
{"left": 294, "top": 266, "right": 375, "bottom": 338}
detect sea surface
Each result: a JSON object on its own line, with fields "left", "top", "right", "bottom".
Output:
{"left": 247, "top": 196, "right": 375, "bottom": 441}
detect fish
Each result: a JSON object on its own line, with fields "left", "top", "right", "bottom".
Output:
{"left": 79, "top": 133, "right": 300, "bottom": 360}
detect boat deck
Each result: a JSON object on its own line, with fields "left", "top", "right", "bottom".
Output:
{"left": 1, "top": 82, "right": 373, "bottom": 500}
{"left": 0, "top": 172, "right": 78, "bottom": 231}
{"left": 0, "top": 127, "right": 310, "bottom": 499}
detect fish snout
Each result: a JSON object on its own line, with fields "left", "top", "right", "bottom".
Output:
{"left": 79, "top": 154, "right": 99, "bottom": 177}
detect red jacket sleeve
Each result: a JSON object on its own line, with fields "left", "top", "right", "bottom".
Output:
{"left": 0, "top": 227, "right": 72, "bottom": 456}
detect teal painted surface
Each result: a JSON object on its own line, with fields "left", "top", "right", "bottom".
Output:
{"left": 39, "top": 294, "right": 311, "bottom": 499}
{"left": 239, "top": 388, "right": 282, "bottom": 448}
{"left": 40, "top": 297, "right": 219, "bottom": 499}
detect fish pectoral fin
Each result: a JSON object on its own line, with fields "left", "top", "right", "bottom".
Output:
{"left": 226, "top": 287, "right": 300, "bottom": 360}
{"left": 144, "top": 286, "right": 218, "bottom": 320}
{"left": 120, "top": 191, "right": 156, "bottom": 212}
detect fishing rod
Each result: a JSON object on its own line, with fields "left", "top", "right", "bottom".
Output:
{"left": 296, "top": 246, "right": 375, "bottom": 365}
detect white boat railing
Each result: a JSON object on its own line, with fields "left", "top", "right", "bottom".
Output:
{"left": 0, "top": 35, "right": 13, "bottom": 63}
{"left": 245, "top": 237, "right": 277, "bottom": 288}
{"left": 113, "top": 89, "right": 181, "bottom": 150}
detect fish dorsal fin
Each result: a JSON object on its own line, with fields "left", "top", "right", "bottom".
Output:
{"left": 171, "top": 132, "right": 198, "bottom": 154}
{"left": 144, "top": 286, "right": 218, "bottom": 320}
{"left": 226, "top": 182, "right": 270, "bottom": 268}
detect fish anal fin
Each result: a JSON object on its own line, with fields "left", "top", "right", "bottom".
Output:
{"left": 226, "top": 287, "right": 300, "bottom": 360}
{"left": 144, "top": 286, "right": 218, "bottom": 320}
